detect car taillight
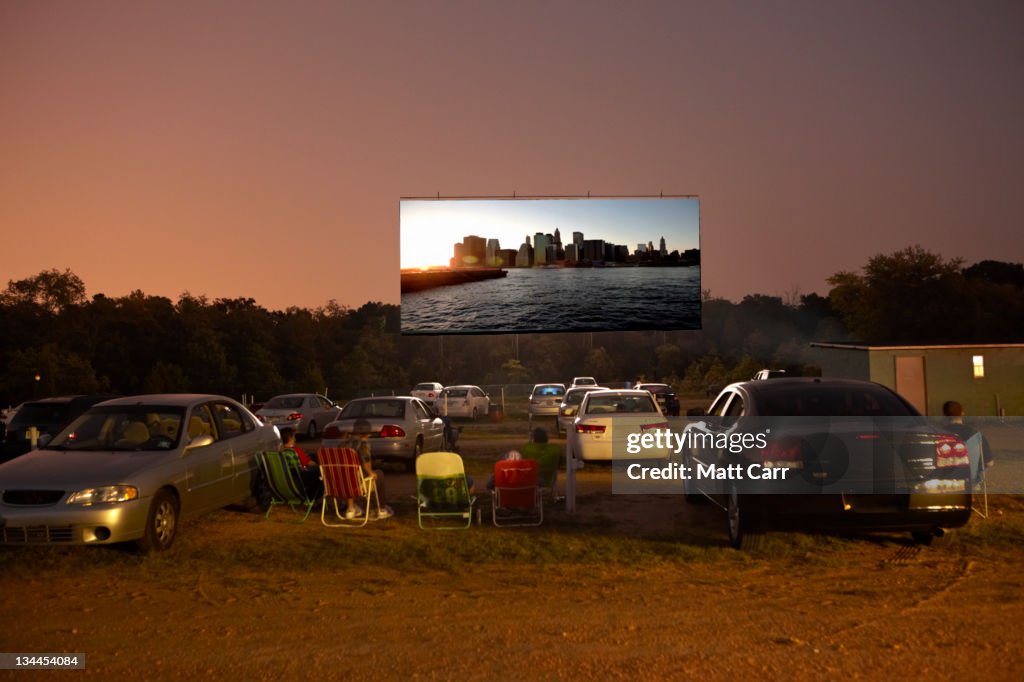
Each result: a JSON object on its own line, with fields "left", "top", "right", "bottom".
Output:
{"left": 322, "top": 425, "right": 342, "bottom": 439}
{"left": 287, "top": 412, "right": 303, "bottom": 421}
{"left": 641, "top": 421, "right": 669, "bottom": 431}
{"left": 379, "top": 424, "right": 405, "bottom": 438}
{"left": 935, "top": 435, "right": 968, "bottom": 468}
{"left": 575, "top": 423, "right": 606, "bottom": 434}
{"left": 428, "top": 392, "right": 435, "bottom": 398}
{"left": 760, "top": 437, "right": 804, "bottom": 469}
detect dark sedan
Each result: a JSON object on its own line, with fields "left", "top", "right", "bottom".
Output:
{"left": 683, "top": 378, "right": 973, "bottom": 549}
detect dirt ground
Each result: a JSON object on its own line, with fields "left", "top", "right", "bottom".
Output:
{"left": 2, "top": 436, "right": 1023, "bottom": 680}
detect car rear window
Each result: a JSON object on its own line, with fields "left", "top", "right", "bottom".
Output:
{"left": 9, "top": 403, "right": 70, "bottom": 428}
{"left": 755, "top": 385, "right": 916, "bottom": 417}
{"left": 414, "top": 383, "right": 437, "bottom": 391}
{"left": 533, "top": 385, "right": 566, "bottom": 397}
{"left": 585, "top": 394, "right": 657, "bottom": 414}
{"left": 340, "top": 400, "right": 406, "bottom": 419}
{"left": 265, "top": 396, "right": 305, "bottom": 409}
{"left": 442, "top": 389, "right": 468, "bottom": 398}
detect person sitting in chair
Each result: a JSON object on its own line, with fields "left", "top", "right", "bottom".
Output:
{"left": 338, "top": 419, "right": 393, "bottom": 520}
{"left": 520, "top": 427, "right": 562, "bottom": 502}
{"left": 280, "top": 427, "right": 323, "bottom": 497}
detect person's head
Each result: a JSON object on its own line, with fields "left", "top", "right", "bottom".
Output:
{"left": 533, "top": 427, "right": 548, "bottom": 444}
{"left": 280, "top": 426, "right": 297, "bottom": 446}
{"left": 352, "top": 418, "right": 373, "bottom": 439}
{"left": 942, "top": 401, "right": 965, "bottom": 419}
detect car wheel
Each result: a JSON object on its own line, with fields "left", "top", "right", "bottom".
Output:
{"left": 405, "top": 439, "right": 422, "bottom": 473}
{"left": 137, "top": 489, "right": 179, "bottom": 553}
{"left": 726, "top": 484, "right": 763, "bottom": 550}
{"left": 307, "top": 421, "right": 317, "bottom": 440}
{"left": 912, "top": 528, "right": 953, "bottom": 547}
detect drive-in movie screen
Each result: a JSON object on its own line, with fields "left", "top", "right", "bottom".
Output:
{"left": 1, "top": 1, "right": 1023, "bottom": 679}
{"left": 399, "top": 197, "right": 701, "bottom": 335}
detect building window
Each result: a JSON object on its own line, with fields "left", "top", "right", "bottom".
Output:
{"left": 972, "top": 355, "right": 985, "bottom": 379}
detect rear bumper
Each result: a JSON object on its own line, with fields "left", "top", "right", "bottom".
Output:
{"left": 750, "top": 493, "right": 973, "bottom": 531}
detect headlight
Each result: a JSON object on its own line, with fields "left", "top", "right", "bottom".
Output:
{"left": 66, "top": 486, "right": 140, "bottom": 505}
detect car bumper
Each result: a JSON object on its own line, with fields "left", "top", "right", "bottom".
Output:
{"left": 747, "top": 493, "right": 973, "bottom": 531}
{"left": 0, "top": 498, "right": 151, "bottom": 545}
{"left": 576, "top": 438, "right": 671, "bottom": 461}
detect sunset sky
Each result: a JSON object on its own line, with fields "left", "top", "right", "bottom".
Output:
{"left": 2, "top": 1, "right": 1022, "bottom": 310}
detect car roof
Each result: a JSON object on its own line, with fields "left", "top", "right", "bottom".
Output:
{"left": 268, "top": 392, "right": 320, "bottom": 398}
{"left": 584, "top": 388, "right": 647, "bottom": 397}
{"left": 96, "top": 394, "right": 239, "bottom": 408}
{"left": 725, "top": 377, "right": 885, "bottom": 393}
{"left": 443, "top": 384, "right": 479, "bottom": 389}
{"left": 347, "top": 396, "right": 417, "bottom": 402}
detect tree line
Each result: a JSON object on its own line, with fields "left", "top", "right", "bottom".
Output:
{"left": 1, "top": 247, "right": 1020, "bottom": 405}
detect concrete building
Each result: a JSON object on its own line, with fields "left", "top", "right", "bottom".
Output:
{"left": 573, "top": 231, "right": 584, "bottom": 249}
{"left": 565, "top": 243, "right": 578, "bottom": 263}
{"left": 485, "top": 238, "right": 501, "bottom": 266}
{"left": 811, "top": 342, "right": 1024, "bottom": 416}
{"left": 534, "top": 233, "right": 551, "bottom": 264}
{"left": 516, "top": 243, "right": 534, "bottom": 267}
{"left": 498, "top": 248, "right": 518, "bottom": 267}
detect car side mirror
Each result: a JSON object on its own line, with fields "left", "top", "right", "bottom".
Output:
{"left": 185, "top": 434, "right": 214, "bottom": 451}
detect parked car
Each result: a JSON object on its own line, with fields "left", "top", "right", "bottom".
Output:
{"left": 556, "top": 386, "right": 608, "bottom": 435}
{"left": 567, "top": 389, "right": 670, "bottom": 462}
{"left": 529, "top": 383, "right": 567, "bottom": 420}
{"left": 410, "top": 382, "right": 444, "bottom": 405}
{"left": 320, "top": 396, "right": 445, "bottom": 471}
{"left": 635, "top": 383, "right": 681, "bottom": 417}
{"left": 254, "top": 393, "right": 340, "bottom": 439}
{"left": 0, "top": 394, "right": 280, "bottom": 551}
{"left": 571, "top": 376, "right": 598, "bottom": 387}
{"left": 435, "top": 385, "right": 490, "bottom": 420}
{"left": 683, "top": 378, "right": 973, "bottom": 549}
{"left": 1, "top": 394, "right": 119, "bottom": 463}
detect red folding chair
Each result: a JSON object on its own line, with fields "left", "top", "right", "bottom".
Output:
{"left": 491, "top": 458, "right": 543, "bottom": 527}
{"left": 317, "top": 447, "right": 380, "bottom": 527}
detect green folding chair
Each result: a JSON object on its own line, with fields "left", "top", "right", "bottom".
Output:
{"left": 256, "top": 450, "right": 318, "bottom": 522}
{"left": 417, "top": 451, "right": 476, "bottom": 530}
{"left": 521, "top": 441, "right": 563, "bottom": 503}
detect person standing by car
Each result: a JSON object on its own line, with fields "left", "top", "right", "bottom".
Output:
{"left": 942, "top": 400, "right": 994, "bottom": 481}
{"left": 339, "top": 419, "right": 393, "bottom": 520}
{"left": 280, "top": 427, "right": 323, "bottom": 497}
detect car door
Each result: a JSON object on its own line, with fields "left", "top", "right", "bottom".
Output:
{"left": 211, "top": 400, "right": 262, "bottom": 503}
{"left": 412, "top": 398, "right": 444, "bottom": 451}
{"left": 317, "top": 395, "right": 339, "bottom": 425}
{"left": 182, "top": 403, "right": 236, "bottom": 516}
{"left": 472, "top": 387, "right": 488, "bottom": 416}
{"left": 688, "top": 391, "right": 740, "bottom": 496}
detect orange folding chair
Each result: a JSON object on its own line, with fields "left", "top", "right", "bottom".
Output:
{"left": 317, "top": 447, "right": 380, "bottom": 527}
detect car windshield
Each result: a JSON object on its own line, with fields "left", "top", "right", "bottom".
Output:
{"left": 48, "top": 406, "right": 188, "bottom": 451}
{"left": 585, "top": 394, "right": 657, "bottom": 414}
{"left": 339, "top": 399, "right": 406, "bottom": 419}
{"left": 264, "top": 396, "right": 305, "bottom": 409}
{"left": 9, "top": 403, "right": 70, "bottom": 429}
{"left": 442, "top": 389, "right": 468, "bottom": 398}
{"left": 756, "top": 385, "right": 916, "bottom": 417}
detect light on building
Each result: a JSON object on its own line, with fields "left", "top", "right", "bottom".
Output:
{"left": 972, "top": 355, "right": 984, "bottom": 379}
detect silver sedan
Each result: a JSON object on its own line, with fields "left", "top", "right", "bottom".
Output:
{"left": 0, "top": 394, "right": 280, "bottom": 551}
{"left": 320, "top": 396, "right": 446, "bottom": 471}
{"left": 254, "top": 393, "right": 341, "bottom": 439}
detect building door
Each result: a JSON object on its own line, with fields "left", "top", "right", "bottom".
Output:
{"left": 895, "top": 356, "right": 928, "bottom": 415}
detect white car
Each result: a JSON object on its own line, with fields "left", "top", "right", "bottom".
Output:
{"left": 410, "top": 382, "right": 444, "bottom": 405}
{"left": 254, "top": 393, "right": 341, "bottom": 439}
{"left": 436, "top": 385, "right": 490, "bottom": 420}
{"left": 568, "top": 389, "right": 670, "bottom": 461}
{"left": 571, "top": 376, "right": 598, "bottom": 387}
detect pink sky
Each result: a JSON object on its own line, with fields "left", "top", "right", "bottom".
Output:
{"left": 2, "top": 1, "right": 1022, "bottom": 310}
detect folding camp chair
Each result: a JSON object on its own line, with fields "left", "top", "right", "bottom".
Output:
{"left": 255, "top": 450, "right": 318, "bottom": 522}
{"left": 416, "top": 451, "right": 476, "bottom": 530}
{"left": 317, "top": 447, "right": 380, "bottom": 527}
{"left": 491, "top": 458, "right": 543, "bottom": 527}
{"left": 521, "top": 442, "right": 563, "bottom": 503}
